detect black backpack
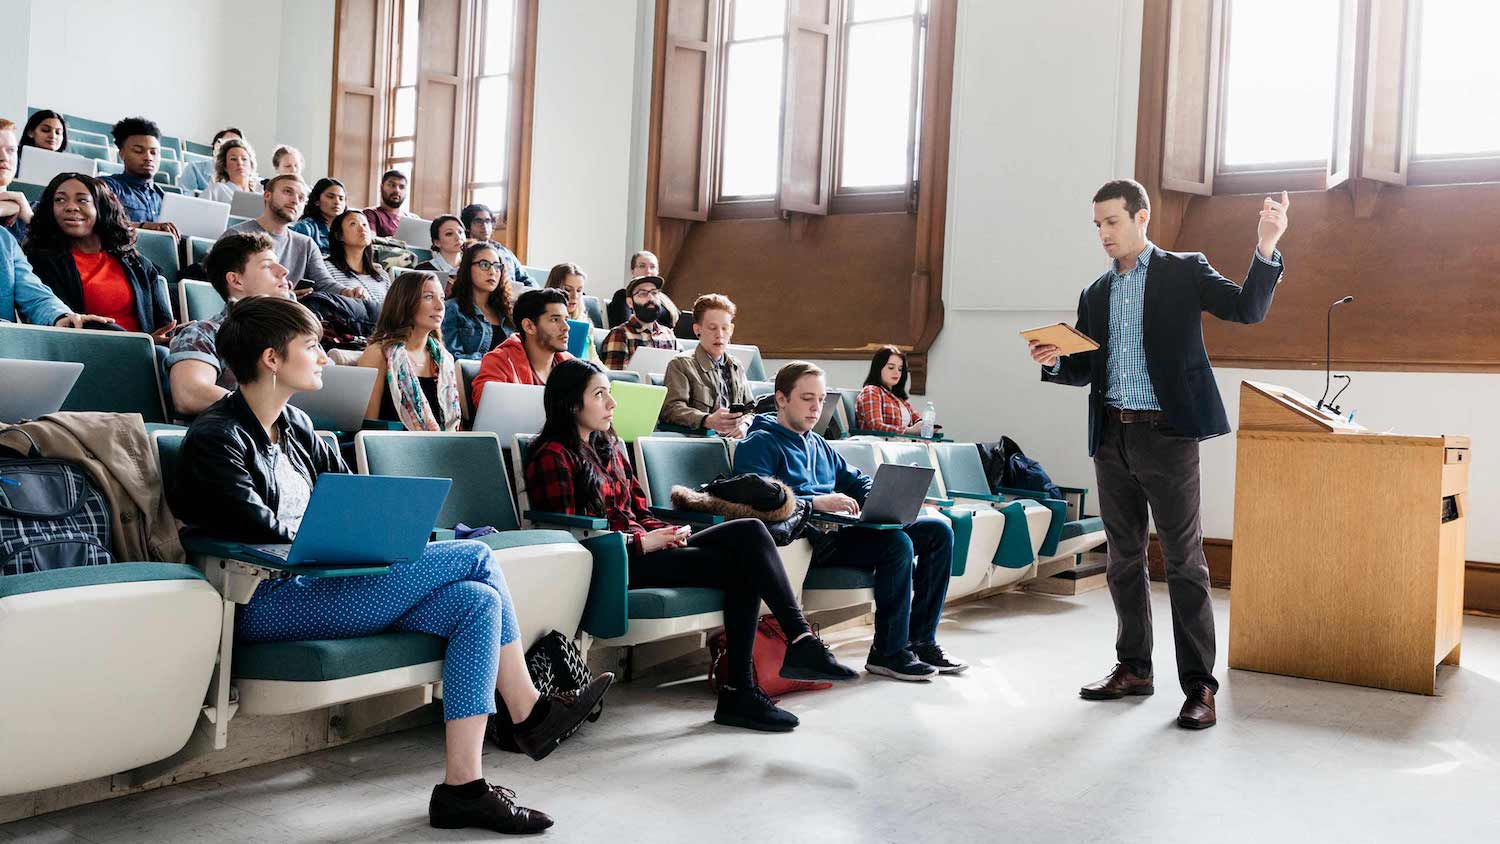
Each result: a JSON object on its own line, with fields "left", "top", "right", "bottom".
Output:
{"left": 977, "top": 436, "right": 1064, "bottom": 502}
{"left": 486, "top": 630, "right": 602, "bottom": 751}
{"left": 0, "top": 428, "right": 115, "bottom": 576}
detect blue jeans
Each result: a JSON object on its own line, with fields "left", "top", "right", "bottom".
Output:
{"left": 812, "top": 515, "right": 953, "bottom": 656}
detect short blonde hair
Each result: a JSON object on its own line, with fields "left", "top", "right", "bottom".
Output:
{"left": 692, "top": 293, "right": 735, "bottom": 322}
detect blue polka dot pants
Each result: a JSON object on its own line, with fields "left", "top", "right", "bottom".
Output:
{"left": 236, "top": 539, "right": 520, "bottom": 721}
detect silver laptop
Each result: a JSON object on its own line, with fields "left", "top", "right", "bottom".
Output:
{"left": 287, "top": 365, "right": 378, "bottom": 432}
{"left": 160, "top": 192, "right": 232, "bottom": 241}
{"left": 470, "top": 382, "right": 546, "bottom": 443}
{"left": 0, "top": 360, "right": 84, "bottom": 422}
{"left": 17, "top": 147, "right": 96, "bottom": 185}
{"left": 395, "top": 215, "right": 433, "bottom": 248}
{"left": 625, "top": 346, "right": 681, "bottom": 379}
{"left": 819, "top": 463, "right": 936, "bottom": 527}
{"left": 229, "top": 189, "right": 265, "bottom": 219}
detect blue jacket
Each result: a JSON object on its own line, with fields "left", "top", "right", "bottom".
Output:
{"left": 732, "top": 414, "right": 873, "bottom": 504}
{"left": 441, "top": 298, "right": 512, "bottom": 361}
{"left": 289, "top": 217, "right": 330, "bottom": 254}
{"left": 0, "top": 227, "right": 69, "bottom": 326}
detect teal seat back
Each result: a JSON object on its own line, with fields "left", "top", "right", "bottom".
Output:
{"left": 69, "top": 128, "right": 109, "bottom": 147}
{"left": 160, "top": 137, "right": 182, "bottom": 159}
{"left": 582, "top": 295, "right": 605, "bottom": 328}
{"left": 840, "top": 391, "right": 858, "bottom": 430}
{"left": 228, "top": 215, "right": 250, "bottom": 229}
{"left": 162, "top": 184, "right": 183, "bottom": 195}
{"left": 458, "top": 359, "right": 480, "bottom": 404}
{"left": 136, "top": 229, "right": 180, "bottom": 281}
{"left": 932, "top": 442, "right": 990, "bottom": 495}
{"left": 605, "top": 370, "right": 640, "bottom": 384}
{"left": 878, "top": 442, "right": 942, "bottom": 499}
{"left": 828, "top": 439, "right": 879, "bottom": 478}
{"left": 94, "top": 159, "right": 124, "bottom": 176}
{"left": 521, "top": 265, "right": 549, "bottom": 286}
{"left": 636, "top": 437, "right": 730, "bottom": 506}
{"left": 70, "top": 143, "right": 111, "bottom": 163}
{"left": 181, "top": 280, "right": 227, "bottom": 322}
{"left": 0, "top": 324, "right": 165, "bottom": 422}
{"left": 13, "top": 182, "right": 43, "bottom": 204}
{"left": 648, "top": 373, "right": 665, "bottom": 387}
{"left": 61, "top": 114, "right": 113, "bottom": 136}
{"left": 359, "top": 432, "right": 520, "bottom": 532}
{"left": 515, "top": 434, "right": 536, "bottom": 471}
{"left": 748, "top": 380, "right": 774, "bottom": 399}
{"left": 188, "top": 236, "right": 213, "bottom": 267}
{"left": 729, "top": 345, "right": 766, "bottom": 380}
{"left": 184, "top": 140, "right": 213, "bottom": 156}
{"left": 154, "top": 430, "right": 185, "bottom": 480}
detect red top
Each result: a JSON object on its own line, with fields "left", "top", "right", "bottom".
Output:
{"left": 470, "top": 334, "right": 574, "bottom": 407}
{"left": 362, "top": 206, "right": 401, "bottom": 238}
{"left": 72, "top": 250, "right": 139, "bottom": 332}
{"left": 855, "top": 384, "right": 918, "bottom": 433}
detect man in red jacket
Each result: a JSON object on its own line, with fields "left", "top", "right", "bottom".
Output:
{"left": 471, "top": 288, "right": 574, "bottom": 407}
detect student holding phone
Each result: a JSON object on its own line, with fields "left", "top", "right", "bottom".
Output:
{"left": 660, "top": 294, "right": 755, "bottom": 437}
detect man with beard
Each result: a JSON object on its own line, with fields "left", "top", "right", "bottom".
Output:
{"left": 221, "top": 175, "right": 355, "bottom": 298}
{"left": 362, "top": 170, "right": 414, "bottom": 238}
{"left": 470, "top": 288, "right": 576, "bottom": 406}
{"left": 599, "top": 275, "right": 679, "bottom": 370}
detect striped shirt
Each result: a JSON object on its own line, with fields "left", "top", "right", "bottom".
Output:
{"left": 1105, "top": 243, "right": 1159, "bottom": 410}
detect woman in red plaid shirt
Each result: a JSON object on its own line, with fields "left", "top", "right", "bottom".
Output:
{"left": 525, "top": 360, "right": 856, "bottom": 732}
{"left": 854, "top": 346, "right": 925, "bottom": 435}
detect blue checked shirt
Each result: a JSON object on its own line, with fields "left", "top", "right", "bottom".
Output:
{"left": 1106, "top": 242, "right": 1160, "bottom": 410}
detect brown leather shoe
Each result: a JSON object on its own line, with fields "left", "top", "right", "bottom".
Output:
{"left": 1177, "top": 686, "right": 1216, "bottom": 729}
{"left": 1079, "top": 664, "right": 1154, "bottom": 700}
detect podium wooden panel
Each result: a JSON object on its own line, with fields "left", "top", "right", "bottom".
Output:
{"left": 1228, "top": 381, "right": 1469, "bottom": 694}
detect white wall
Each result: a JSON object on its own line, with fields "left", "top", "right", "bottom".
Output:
{"left": 0, "top": 0, "right": 32, "bottom": 125}
{"left": 273, "top": 0, "right": 336, "bottom": 178}
{"left": 526, "top": 0, "right": 650, "bottom": 285}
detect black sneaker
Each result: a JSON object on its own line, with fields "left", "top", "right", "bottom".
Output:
{"left": 910, "top": 642, "right": 969, "bottom": 674}
{"left": 864, "top": 647, "right": 937, "bottom": 682}
{"left": 780, "top": 634, "right": 859, "bottom": 682}
{"left": 429, "top": 780, "right": 554, "bottom": 834}
{"left": 513, "top": 673, "right": 614, "bottom": 761}
{"left": 714, "top": 686, "right": 800, "bottom": 732}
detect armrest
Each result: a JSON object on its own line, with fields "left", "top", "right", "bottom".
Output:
{"left": 993, "top": 486, "right": 1067, "bottom": 505}
{"left": 924, "top": 497, "right": 956, "bottom": 509}
{"left": 431, "top": 528, "right": 457, "bottom": 542}
{"left": 848, "top": 428, "right": 948, "bottom": 442}
{"left": 359, "top": 419, "right": 406, "bottom": 432}
{"left": 949, "top": 489, "right": 1006, "bottom": 504}
{"left": 809, "top": 512, "right": 905, "bottom": 531}
{"left": 180, "top": 536, "right": 391, "bottom": 578}
{"left": 524, "top": 510, "right": 609, "bottom": 531}
{"left": 578, "top": 532, "right": 629, "bottom": 639}
{"left": 1056, "top": 486, "right": 1089, "bottom": 494}
{"left": 649, "top": 506, "right": 726, "bottom": 525}
{"left": 654, "top": 423, "right": 712, "bottom": 437}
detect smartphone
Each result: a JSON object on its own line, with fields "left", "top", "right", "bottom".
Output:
{"left": 727, "top": 403, "right": 753, "bottom": 415}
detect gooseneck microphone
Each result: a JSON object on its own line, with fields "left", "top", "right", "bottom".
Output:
{"left": 1317, "top": 296, "right": 1355, "bottom": 414}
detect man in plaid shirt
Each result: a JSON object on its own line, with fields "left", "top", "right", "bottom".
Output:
{"left": 599, "top": 275, "right": 678, "bottom": 370}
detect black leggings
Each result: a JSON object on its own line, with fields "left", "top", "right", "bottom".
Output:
{"left": 631, "top": 518, "right": 811, "bottom": 688}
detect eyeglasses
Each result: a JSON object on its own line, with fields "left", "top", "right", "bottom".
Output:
{"left": 472, "top": 259, "right": 502, "bottom": 271}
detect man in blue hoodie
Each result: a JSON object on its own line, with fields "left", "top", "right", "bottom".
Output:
{"left": 733, "top": 361, "right": 965, "bottom": 681}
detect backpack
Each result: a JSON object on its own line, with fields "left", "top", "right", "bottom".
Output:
{"left": 707, "top": 616, "right": 832, "bottom": 697}
{"left": 487, "top": 630, "right": 603, "bottom": 751}
{"left": 977, "top": 436, "right": 1064, "bottom": 501}
{"left": 0, "top": 428, "right": 115, "bottom": 576}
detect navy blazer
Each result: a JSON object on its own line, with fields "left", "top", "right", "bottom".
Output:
{"left": 1043, "top": 246, "right": 1284, "bottom": 456}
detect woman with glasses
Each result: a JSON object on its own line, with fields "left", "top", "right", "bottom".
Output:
{"left": 441, "top": 242, "right": 513, "bottom": 360}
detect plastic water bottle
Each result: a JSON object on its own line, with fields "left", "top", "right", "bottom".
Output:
{"left": 921, "top": 402, "right": 936, "bottom": 439}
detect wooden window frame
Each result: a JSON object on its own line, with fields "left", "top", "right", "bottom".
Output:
{"left": 1401, "top": 0, "right": 1500, "bottom": 186}
{"left": 710, "top": 0, "right": 786, "bottom": 212}
{"left": 827, "top": 1, "right": 924, "bottom": 214}
{"left": 381, "top": 0, "right": 420, "bottom": 180}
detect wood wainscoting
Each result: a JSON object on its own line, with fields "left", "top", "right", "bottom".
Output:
{"left": 1142, "top": 536, "right": 1500, "bottom": 616}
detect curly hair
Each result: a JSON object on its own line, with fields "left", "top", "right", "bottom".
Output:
{"left": 213, "top": 138, "right": 258, "bottom": 185}
{"left": 24, "top": 172, "right": 138, "bottom": 257}
{"left": 452, "top": 241, "right": 513, "bottom": 321}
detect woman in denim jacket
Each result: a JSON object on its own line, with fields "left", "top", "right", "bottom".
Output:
{"left": 441, "top": 241, "right": 513, "bottom": 360}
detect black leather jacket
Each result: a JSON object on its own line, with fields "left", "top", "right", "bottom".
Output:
{"left": 169, "top": 391, "right": 346, "bottom": 543}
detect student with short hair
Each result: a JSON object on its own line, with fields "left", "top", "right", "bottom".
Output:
{"left": 201, "top": 138, "right": 259, "bottom": 204}
{"left": 525, "top": 358, "right": 854, "bottom": 732}
{"left": 98, "top": 117, "right": 178, "bottom": 236}
{"left": 599, "top": 274, "right": 678, "bottom": 370}
{"left": 661, "top": 293, "right": 754, "bottom": 436}
{"left": 469, "top": 288, "right": 572, "bottom": 406}
{"left": 0, "top": 120, "right": 33, "bottom": 245}
{"left": 327, "top": 208, "right": 392, "bottom": 306}
{"left": 415, "top": 214, "right": 465, "bottom": 287}
{"left": 270, "top": 145, "right": 304, "bottom": 178}
{"left": 19, "top": 110, "right": 67, "bottom": 153}
{"left": 24, "top": 173, "right": 175, "bottom": 344}
{"left": 441, "top": 241, "right": 513, "bottom": 361}
{"left": 855, "top": 345, "right": 925, "bottom": 435}
{"left": 362, "top": 169, "right": 412, "bottom": 238}
{"left": 221, "top": 175, "right": 347, "bottom": 296}
{"left": 459, "top": 202, "right": 527, "bottom": 289}
{"left": 290, "top": 177, "right": 345, "bottom": 254}
{"left": 167, "top": 231, "right": 294, "bottom": 417}
{"left": 733, "top": 361, "right": 966, "bottom": 681}
{"left": 607, "top": 250, "right": 682, "bottom": 329}
{"left": 181, "top": 128, "right": 242, "bottom": 194}
{"left": 170, "top": 296, "right": 610, "bottom": 835}
{"left": 356, "top": 271, "right": 463, "bottom": 430}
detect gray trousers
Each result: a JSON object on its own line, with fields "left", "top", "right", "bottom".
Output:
{"left": 1092, "top": 411, "right": 1218, "bottom": 693}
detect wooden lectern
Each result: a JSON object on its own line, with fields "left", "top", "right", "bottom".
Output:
{"left": 1228, "top": 381, "right": 1469, "bottom": 694}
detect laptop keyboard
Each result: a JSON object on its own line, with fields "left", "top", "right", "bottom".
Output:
{"left": 246, "top": 544, "right": 293, "bottom": 561}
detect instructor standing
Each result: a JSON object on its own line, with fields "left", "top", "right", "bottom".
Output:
{"left": 1029, "top": 179, "right": 1289, "bottom": 730}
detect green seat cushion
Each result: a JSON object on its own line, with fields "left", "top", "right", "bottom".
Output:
{"left": 626, "top": 587, "right": 724, "bottom": 619}
{"left": 803, "top": 566, "right": 876, "bottom": 590}
{"left": 234, "top": 632, "right": 444, "bottom": 682}
{"left": 0, "top": 562, "right": 204, "bottom": 599}
{"left": 475, "top": 529, "right": 576, "bottom": 552}
{"left": 1062, "top": 517, "right": 1104, "bottom": 541}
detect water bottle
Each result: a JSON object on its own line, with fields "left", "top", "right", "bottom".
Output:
{"left": 920, "top": 402, "right": 936, "bottom": 439}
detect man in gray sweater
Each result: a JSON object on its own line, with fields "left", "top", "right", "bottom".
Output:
{"left": 219, "top": 175, "right": 364, "bottom": 300}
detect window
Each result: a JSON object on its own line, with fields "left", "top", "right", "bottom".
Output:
{"left": 467, "top": 0, "right": 519, "bottom": 214}
{"left": 382, "top": 0, "right": 421, "bottom": 181}
{"left": 1407, "top": 0, "right": 1500, "bottom": 184}
{"left": 718, "top": 0, "right": 786, "bottom": 199}
{"left": 838, "top": 0, "right": 923, "bottom": 191}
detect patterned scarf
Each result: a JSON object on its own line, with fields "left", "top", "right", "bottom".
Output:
{"left": 383, "top": 335, "right": 461, "bottom": 431}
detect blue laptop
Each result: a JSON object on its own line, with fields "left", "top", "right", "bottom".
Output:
{"left": 243, "top": 474, "right": 452, "bottom": 567}
{"left": 566, "top": 319, "right": 593, "bottom": 359}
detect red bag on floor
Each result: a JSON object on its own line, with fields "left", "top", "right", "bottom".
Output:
{"left": 707, "top": 615, "right": 833, "bottom": 697}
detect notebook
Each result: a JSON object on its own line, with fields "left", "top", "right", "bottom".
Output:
{"left": 566, "top": 319, "right": 593, "bottom": 359}
{"left": 17, "top": 147, "right": 95, "bottom": 186}
{"left": 470, "top": 382, "right": 547, "bottom": 443}
{"left": 607, "top": 380, "right": 669, "bottom": 443}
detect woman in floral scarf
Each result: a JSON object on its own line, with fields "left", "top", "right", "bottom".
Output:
{"left": 357, "top": 271, "right": 464, "bottom": 430}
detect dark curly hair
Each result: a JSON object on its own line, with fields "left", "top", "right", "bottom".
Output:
{"left": 24, "top": 172, "right": 138, "bottom": 258}
{"left": 452, "top": 241, "right": 513, "bottom": 322}
{"left": 110, "top": 116, "right": 161, "bottom": 148}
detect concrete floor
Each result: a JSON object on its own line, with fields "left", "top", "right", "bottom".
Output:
{"left": 3, "top": 584, "right": 1497, "bottom": 844}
